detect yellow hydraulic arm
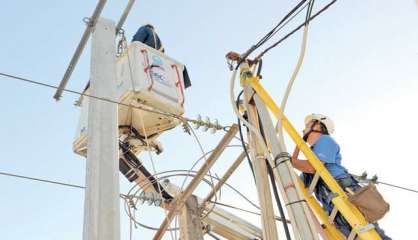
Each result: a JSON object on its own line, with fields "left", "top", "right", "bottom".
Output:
{"left": 239, "top": 64, "right": 382, "bottom": 240}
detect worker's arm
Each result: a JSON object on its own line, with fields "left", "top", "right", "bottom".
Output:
{"left": 291, "top": 147, "right": 316, "bottom": 174}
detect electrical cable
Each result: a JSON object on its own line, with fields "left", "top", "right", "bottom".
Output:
{"left": 275, "top": 0, "right": 315, "bottom": 154}
{"left": 257, "top": 112, "right": 292, "bottom": 240}
{"left": 0, "top": 72, "right": 229, "bottom": 135}
{"left": 0, "top": 171, "right": 84, "bottom": 189}
{"left": 2, "top": 169, "right": 416, "bottom": 195}
{"left": 0, "top": 72, "right": 185, "bottom": 123}
{"left": 237, "top": 0, "right": 308, "bottom": 66}
{"left": 236, "top": 90, "right": 257, "bottom": 184}
{"left": 267, "top": 162, "right": 292, "bottom": 240}
{"left": 255, "top": 0, "right": 337, "bottom": 59}
{"left": 207, "top": 231, "right": 221, "bottom": 240}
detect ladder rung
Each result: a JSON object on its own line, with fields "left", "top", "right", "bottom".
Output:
{"left": 328, "top": 206, "right": 339, "bottom": 223}
{"left": 357, "top": 223, "right": 375, "bottom": 233}
{"left": 347, "top": 229, "right": 357, "bottom": 240}
{"left": 347, "top": 223, "right": 375, "bottom": 240}
{"left": 308, "top": 172, "right": 321, "bottom": 195}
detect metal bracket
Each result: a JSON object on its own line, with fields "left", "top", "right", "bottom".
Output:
{"left": 273, "top": 152, "right": 291, "bottom": 169}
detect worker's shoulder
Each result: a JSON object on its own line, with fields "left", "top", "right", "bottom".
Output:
{"left": 136, "top": 26, "right": 151, "bottom": 34}
{"left": 318, "top": 134, "right": 338, "bottom": 146}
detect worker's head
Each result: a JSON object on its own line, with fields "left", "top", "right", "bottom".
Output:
{"left": 303, "top": 114, "right": 335, "bottom": 141}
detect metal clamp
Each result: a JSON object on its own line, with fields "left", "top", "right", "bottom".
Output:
{"left": 273, "top": 152, "right": 291, "bottom": 169}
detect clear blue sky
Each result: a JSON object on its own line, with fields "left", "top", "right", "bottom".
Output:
{"left": 1, "top": 1, "right": 417, "bottom": 239}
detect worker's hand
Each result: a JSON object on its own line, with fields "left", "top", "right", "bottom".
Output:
{"left": 292, "top": 147, "right": 300, "bottom": 162}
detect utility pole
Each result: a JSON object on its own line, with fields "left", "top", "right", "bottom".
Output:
{"left": 179, "top": 196, "right": 204, "bottom": 240}
{"left": 243, "top": 83, "right": 279, "bottom": 240}
{"left": 83, "top": 18, "right": 120, "bottom": 240}
{"left": 254, "top": 95, "right": 318, "bottom": 240}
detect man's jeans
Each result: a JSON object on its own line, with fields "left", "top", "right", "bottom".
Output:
{"left": 302, "top": 173, "right": 391, "bottom": 239}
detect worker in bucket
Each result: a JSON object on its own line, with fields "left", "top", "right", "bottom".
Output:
{"left": 291, "top": 114, "right": 391, "bottom": 239}
{"left": 132, "top": 24, "right": 165, "bottom": 52}
{"left": 132, "top": 24, "right": 191, "bottom": 88}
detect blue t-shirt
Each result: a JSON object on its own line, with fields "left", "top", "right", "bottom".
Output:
{"left": 312, "top": 135, "right": 348, "bottom": 179}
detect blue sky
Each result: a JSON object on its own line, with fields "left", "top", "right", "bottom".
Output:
{"left": 1, "top": 0, "right": 417, "bottom": 239}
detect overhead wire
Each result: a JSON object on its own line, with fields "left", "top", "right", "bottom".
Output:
{"left": 0, "top": 72, "right": 229, "bottom": 133}
{"left": 0, "top": 170, "right": 84, "bottom": 189}
{"left": 237, "top": 0, "right": 308, "bottom": 65}
{"left": 0, "top": 72, "right": 184, "bottom": 122}
{"left": 1, "top": 169, "right": 417, "bottom": 196}
{"left": 255, "top": 0, "right": 337, "bottom": 59}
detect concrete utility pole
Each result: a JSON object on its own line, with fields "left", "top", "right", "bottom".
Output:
{"left": 83, "top": 18, "right": 120, "bottom": 240}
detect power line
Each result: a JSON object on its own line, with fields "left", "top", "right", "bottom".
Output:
{"left": 0, "top": 170, "right": 84, "bottom": 189}
{"left": 2, "top": 168, "right": 418, "bottom": 196}
{"left": 238, "top": 0, "right": 309, "bottom": 64}
{"left": 255, "top": 0, "right": 337, "bottom": 60}
{"left": 0, "top": 72, "right": 183, "bottom": 121}
{"left": 0, "top": 72, "right": 231, "bottom": 134}
{"left": 376, "top": 180, "right": 418, "bottom": 194}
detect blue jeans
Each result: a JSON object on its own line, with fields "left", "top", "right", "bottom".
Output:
{"left": 301, "top": 173, "right": 391, "bottom": 239}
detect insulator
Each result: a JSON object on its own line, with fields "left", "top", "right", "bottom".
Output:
{"left": 139, "top": 192, "right": 147, "bottom": 205}
{"left": 202, "top": 125, "right": 209, "bottom": 132}
{"left": 204, "top": 116, "right": 210, "bottom": 125}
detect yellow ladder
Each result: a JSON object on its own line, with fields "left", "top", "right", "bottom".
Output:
{"left": 239, "top": 65, "right": 382, "bottom": 240}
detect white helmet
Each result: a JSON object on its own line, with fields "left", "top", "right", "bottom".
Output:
{"left": 304, "top": 114, "right": 335, "bottom": 134}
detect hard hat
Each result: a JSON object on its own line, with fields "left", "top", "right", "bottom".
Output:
{"left": 304, "top": 114, "right": 335, "bottom": 134}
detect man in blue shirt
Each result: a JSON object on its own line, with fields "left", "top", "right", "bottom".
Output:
{"left": 291, "top": 114, "right": 391, "bottom": 239}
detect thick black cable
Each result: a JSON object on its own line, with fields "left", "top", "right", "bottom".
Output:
{"left": 267, "top": 161, "right": 292, "bottom": 240}
{"left": 256, "top": 0, "right": 337, "bottom": 59}
{"left": 256, "top": 113, "right": 292, "bottom": 240}
{"left": 207, "top": 232, "right": 221, "bottom": 240}
{"left": 119, "top": 142, "right": 173, "bottom": 200}
{"left": 236, "top": 90, "right": 257, "bottom": 184}
{"left": 304, "top": 0, "right": 315, "bottom": 25}
{"left": 254, "top": 0, "right": 308, "bottom": 48}
{"left": 236, "top": 0, "right": 308, "bottom": 68}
